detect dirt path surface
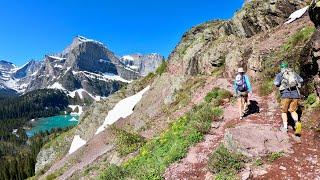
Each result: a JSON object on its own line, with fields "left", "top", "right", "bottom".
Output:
{"left": 164, "top": 85, "right": 320, "bottom": 180}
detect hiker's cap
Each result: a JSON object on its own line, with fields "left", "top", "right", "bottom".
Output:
{"left": 238, "top": 67, "right": 245, "bottom": 73}
{"left": 280, "top": 61, "right": 289, "bottom": 69}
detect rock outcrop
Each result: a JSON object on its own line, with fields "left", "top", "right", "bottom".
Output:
{"left": 223, "top": 123, "right": 292, "bottom": 158}
{"left": 167, "top": 0, "right": 308, "bottom": 76}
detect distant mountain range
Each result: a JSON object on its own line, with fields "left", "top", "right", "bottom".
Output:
{"left": 0, "top": 36, "right": 164, "bottom": 100}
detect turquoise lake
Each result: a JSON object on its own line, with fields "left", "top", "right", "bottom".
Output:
{"left": 26, "top": 114, "right": 79, "bottom": 137}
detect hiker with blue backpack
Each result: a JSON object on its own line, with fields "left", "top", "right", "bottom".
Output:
{"left": 234, "top": 67, "right": 252, "bottom": 120}
{"left": 274, "top": 61, "right": 303, "bottom": 135}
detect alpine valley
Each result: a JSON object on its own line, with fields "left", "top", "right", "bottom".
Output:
{"left": 0, "top": 35, "right": 164, "bottom": 180}
{"left": 0, "top": 36, "right": 164, "bottom": 100}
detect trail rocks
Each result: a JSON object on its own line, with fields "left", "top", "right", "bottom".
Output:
{"left": 223, "top": 123, "right": 292, "bottom": 158}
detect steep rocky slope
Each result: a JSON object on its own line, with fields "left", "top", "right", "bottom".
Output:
{"left": 34, "top": 0, "right": 320, "bottom": 179}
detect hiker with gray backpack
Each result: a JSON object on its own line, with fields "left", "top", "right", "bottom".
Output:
{"left": 274, "top": 61, "right": 303, "bottom": 135}
{"left": 234, "top": 67, "right": 252, "bottom": 120}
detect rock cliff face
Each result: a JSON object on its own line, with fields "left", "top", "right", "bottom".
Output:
{"left": 120, "top": 53, "right": 165, "bottom": 76}
{"left": 167, "top": 0, "right": 308, "bottom": 76}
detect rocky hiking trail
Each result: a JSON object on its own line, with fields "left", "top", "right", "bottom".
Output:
{"left": 164, "top": 79, "right": 320, "bottom": 180}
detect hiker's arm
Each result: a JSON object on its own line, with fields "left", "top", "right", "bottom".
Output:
{"left": 274, "top": 73, "right": 282, "bottom": 87}
{"left": 233, "top": 80, "right": 238, "bottom": 95}
{"left": 296, "top": 73, "right": 304, "bottom": 83}
{"left": 310, "top": 0, "right": 316, "bottom": 7}
{"left": 245, "top": 75, "right": 253, "bottom": 93}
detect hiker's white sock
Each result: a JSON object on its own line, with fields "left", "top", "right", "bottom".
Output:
{"left": 283, "top": 122, "right": 288, "bottom": 129}
{"left": 291, "top": 111, "right": 299, "bottom": 122}
{"left": 281, "top": 113, "right": 288, "bottom": 129}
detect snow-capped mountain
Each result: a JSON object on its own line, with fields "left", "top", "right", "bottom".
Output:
{"left": 0, "top": 60, "right": 19, "bottom": 95}
{"left": 24, "top": 36, "right": 140, "bottom": 99}
{"left": 0, "top": 60, "right": 16, "bottom": 83}
{"left": 0, "top": 36, "right": 163, "bottom": 101}
{"left": 0, "top": 59, "right": 44, "bottom": 93}
{"left": 13, "top": 60, "right": 42, "bottom": 79}
{"left": 120, "top": 53, "right": 165, "bottom": 76}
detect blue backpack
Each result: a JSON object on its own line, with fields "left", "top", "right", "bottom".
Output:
{"left": 236, "top": 74, "right": 248, "bottom": 92}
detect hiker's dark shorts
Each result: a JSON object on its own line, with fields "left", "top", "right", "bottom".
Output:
{"left": 237, "top": 91, "right": 248, "bottom": 97}
{"left": 280, "top": 98, "right": 298, "bottom": 113}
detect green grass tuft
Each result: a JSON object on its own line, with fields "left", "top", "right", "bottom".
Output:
{"left": 100, "top": 164, "right": 127, "bottom": 180}
{"left": 155, "top": 61, "right": 167, "bottom": 75}
{"left": 306, "top": 93, "right": 318, "bottom": 106}
{"left": 111, "top": 127, "right": 146, "bottom": 157}
{"left": 267, "top": 151, "right": 284, "bottom": 162}
{"left": 282, "top": 26, "right": 316, "bottom": 52}
{"left": 208, "top": 145, "right": 245, "bottom": 179}
{"left": 205, "top": 87, "right": 233, "bottom": 104}
{"left": 259, "top": 79, "right": 274, "bottom": 96}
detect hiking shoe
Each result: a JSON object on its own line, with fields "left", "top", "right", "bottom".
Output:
{"left": 280, "top": 126, "right": 288, "bottom": 132}
{"left": 295, "top": 122, "right": 302, "bottom": 136}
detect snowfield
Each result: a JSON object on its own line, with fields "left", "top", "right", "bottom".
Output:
{"left": 95, "top": 85, "right": 150, "bottom": 135}
{"left": 68, "top": 135, "right": 86, "bottom": 154}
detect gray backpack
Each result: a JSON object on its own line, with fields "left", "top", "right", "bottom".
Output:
{"left": 279, "top": 68, "right": 301, "bottom": 91}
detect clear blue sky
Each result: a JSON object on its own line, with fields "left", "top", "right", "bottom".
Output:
{"left": 0, "top": 0, "right": 243, "bottom": 66}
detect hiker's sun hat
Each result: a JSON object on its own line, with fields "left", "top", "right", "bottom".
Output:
{"left": 238, "top": 67, "right": 245, "bottom": 73}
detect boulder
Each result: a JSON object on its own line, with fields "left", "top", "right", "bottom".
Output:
{"left": 223, "top": 123, "right": 292, "bottom": 158}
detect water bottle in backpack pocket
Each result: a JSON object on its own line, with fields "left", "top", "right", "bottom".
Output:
{"left": 236, "top": 74, "right": 248, "bottom": 92}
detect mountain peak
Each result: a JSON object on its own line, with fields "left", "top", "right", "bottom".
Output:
{"left": 74, "top": 35, "right": 104, "bottom": 46}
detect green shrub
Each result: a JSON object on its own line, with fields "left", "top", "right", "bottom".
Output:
{"left": 212, "top": 107, "right": 224, "bottom": 119}
{"left": 306, "top": 93, "right": 318, "bottom": 105}
{"left": 45, "top": 173, "right": 58, "bottom": 180}
{"left": 155, "top": 61, "right": 167, "bottom": 75}
{"left": 215, "top": 171, "right": 236, "bottom": 180}
{"left": 205, "top": 88, "right": 232, "bottom": 104}
{"left": 111, "top": 127, "right": 146, "bottom": 156}
{"left": 254, "top": 158, "right": 263, "bottom": 166}
{"left": 190, "top": 103, "right": 214, "bottom": 133}
{"left": 282, "top": 26, "right": 316, "bottom": 51}
{"left": 100, "top": 164, "right": 126, "bottom": 180}
{"left": 259, "top": 79, "right": 274, "bottom": 96}
{"left": 208, "top": 145, "right": 245, "bottom": 176}
{"left": 267, "top": 151, "right": 284, "bottom": 162}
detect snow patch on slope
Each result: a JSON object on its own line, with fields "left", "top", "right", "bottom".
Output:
{"left": 95, "top": 85, "right": 150, "bottom": 135}
{"left": 48, "top": 82, "right": 66, "bottom": 90}
{"left": 48, "top": 56, "right": 66, "bottom": 61}
{"left": 77, "top": 35, "right": 103, "bottom": 45}
{"left": 68, "top": 135, "right": 86, "bottom": 155}
{"left": 122, "top": 55, "right": 135, "bottom": 61}
{"left": 284, "top": 6, "right": 309, "bottom": 24}
{"left": 72, "top": 70, "right": 131, "bottom": 83}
